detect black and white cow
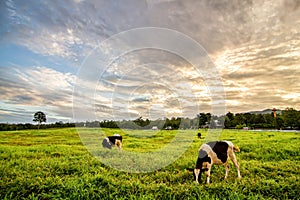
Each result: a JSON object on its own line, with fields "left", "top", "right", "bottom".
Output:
{"left": 197, "top": 132, "right": 202, "bottom": 139}
{"left": 189, "top": 140, "right": 241, "bottom": 184}
{"left": 102, "top": 134, "right": 122, "bottom": 151}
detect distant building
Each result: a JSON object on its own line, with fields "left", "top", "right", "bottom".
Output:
{"left": 201, "top": 120, "right": 223, "bottom": 129}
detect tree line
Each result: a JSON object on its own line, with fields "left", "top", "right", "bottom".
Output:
{"left": 224, "top": 108, "right": 300, "bottom": 129}
{"left": 77, "top": 108, "right": 300, "bottom": 130}
{"left": 0, "top": 108, "right": 299, "bottom": 131}
{"left": 0, "top": 122, "right": 75, "bottom": 131}
{"left": 76, "top": 116, "right": 198, "bottom": 130}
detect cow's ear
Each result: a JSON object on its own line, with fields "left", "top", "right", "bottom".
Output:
{"left": 187, "top": 168, "right": 194, "bottom": 172}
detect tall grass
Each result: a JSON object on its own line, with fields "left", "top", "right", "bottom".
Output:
{"left": 0, "top": 128, "right": 299, "bottom": 199}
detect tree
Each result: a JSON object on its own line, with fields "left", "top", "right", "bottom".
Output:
{"left": 235, "top": 113, "right": 246, "bottom": 125}
{"left": 264, "top": 113, "right": 274, "bottom": 128}
{"left": 197, "top": 113, "right": 211, "bottom": 128}
{"left": 226, "top": 112, "right": 235, "bottom": 121}
{"left": 253, "top": 114, "right": 266, "bottom": 125}
{"left": 274, "top": 116, "right": 284, "bottom": 129}
{"left": 224, "top": 116, "right": 231, "bottom": 128}
{"left": 33, "top": 111, "right": 46, "bottom": 129}
{"left": 282, "top": 108, "right": 300, "bottom": 129}
{"left": 133, "top": 117, "right": 150, "bottom": 128}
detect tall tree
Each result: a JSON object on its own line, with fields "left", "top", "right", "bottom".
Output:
{"left": 198, "top": 113, "right": 211, "bottom": 128}
{"left": 33, "top": 111, "right": 46, "bottom": 129}
{"left": 226, "top": 112, "right": 235, "bottom": 121}
{"left": 224, "top": 116, "right": 231, "bottom": 128}
{"left": 282, "top": 108, "right": 300, "bottom": 129}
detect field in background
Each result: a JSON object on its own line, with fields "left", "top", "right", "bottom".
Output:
{"left": 0, "top": 128, "right": 299, "bottom": 199}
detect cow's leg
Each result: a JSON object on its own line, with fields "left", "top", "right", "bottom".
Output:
{"left": 116, "top": 140, "right": 122, "bottom": 151}
{"left": 205, "top": 167, "right": 211, "bottom": 184}
{"left": 229, "top": 153, "right": 241, "bottom": 179}
{"left": 224, "top": 162, "right": 230, "bottom": 179}
{"left": 194, "top": 169, "right": 200, "bottom": 183}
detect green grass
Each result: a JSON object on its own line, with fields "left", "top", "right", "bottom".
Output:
{"left": 0, "top": 128, "right": 299, "bottom": 199}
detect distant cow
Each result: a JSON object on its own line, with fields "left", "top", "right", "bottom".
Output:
{"left": 102, "top": 134, "right": 122, "bottom": 151}
{"left": 197, "top": 132, "right": 201, "bottom": 139}
{"left": 188, "top": 140, "right": 241, "bottom": 184}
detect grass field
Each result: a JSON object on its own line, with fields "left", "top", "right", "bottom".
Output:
{"left": 0, "top": 128, "right": 299, "bottom": 199}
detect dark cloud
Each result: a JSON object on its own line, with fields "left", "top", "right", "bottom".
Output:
{"left": 132, "top": 97, "right": 150, "bottom": 103}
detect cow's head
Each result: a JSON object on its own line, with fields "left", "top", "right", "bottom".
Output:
{"left": 233, "top": 145, "right": 240, "bottom": 152}
{"left": 187, "top": 167, "right": 210, "bottom": 183}
{"left": 188, "top": 151, "right": 211, "bottom": 183}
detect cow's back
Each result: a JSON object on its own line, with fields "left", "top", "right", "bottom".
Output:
{"left": 200, "top": 141, "right": 230, "bottom": 164}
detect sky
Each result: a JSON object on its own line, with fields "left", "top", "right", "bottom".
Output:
{"left": 0, "top": 0, "right": 299, "bottom": 123}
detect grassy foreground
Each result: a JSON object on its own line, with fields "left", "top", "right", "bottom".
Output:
{"left": 0, "top": 128, "right": 299, "bottom": 199}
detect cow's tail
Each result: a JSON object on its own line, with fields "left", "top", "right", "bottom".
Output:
{"left": 116, "top": 139, "right": 122, "bottom": 150}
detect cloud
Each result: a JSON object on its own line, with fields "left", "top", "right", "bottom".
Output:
{"left": 0, "top": 0, "right": 300, "bottom": 122}
{"left": 0, "top": 0, "right": 263, "bottom": 59}
{"left": 0, "top": 66, "right": 75, "bottom": 122}
{"left": 73, "top": 48, "right": 214, "bottom": 121}
{"left": 213, "top": 27, "right": 300, "bottom": 112}
{"left": 2, "top": 0, "right": 299, "bottom": 56}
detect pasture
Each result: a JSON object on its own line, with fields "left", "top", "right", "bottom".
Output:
{"left": 0, "top": 128, "right": 299, "bottom": 199}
